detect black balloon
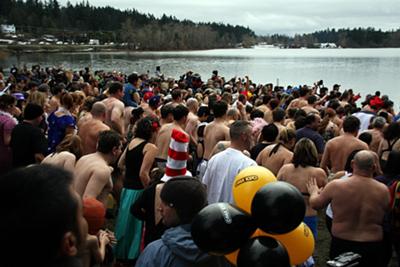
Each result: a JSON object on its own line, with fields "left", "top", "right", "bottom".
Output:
{"left": 237, "top": 236, "right": 290, "bottom": 267}
{"left": 251, "top": 181, "right": 305, "bottom": 234}
{"left": 191, "top": 203, "right": 257, "bottom": 255}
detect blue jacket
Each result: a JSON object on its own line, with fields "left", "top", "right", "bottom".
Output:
{"left": 123, "top": 83, "right": 138, "bottom": 107}
{"left": 135, "top": 224, "right": 231, "bottom": 267}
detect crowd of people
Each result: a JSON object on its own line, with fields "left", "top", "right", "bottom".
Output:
{"left": 0, "top": 64, "right": 399, "bottom": 267}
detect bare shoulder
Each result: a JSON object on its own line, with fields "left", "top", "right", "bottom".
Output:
{"left": 59, "top": 151, "right": 76, "bottom": 160}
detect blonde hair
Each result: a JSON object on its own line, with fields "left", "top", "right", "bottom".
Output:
{"left": 27, "top": 92, "right": 47, "bottom": 108}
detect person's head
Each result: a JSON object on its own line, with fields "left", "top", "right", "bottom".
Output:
{"left": 358, "top": 132, "right": 372, "bottom": 146}
{"left": 227, "top": 108, "right": 239, "bottom": 121}
{"left": 250, "top": 109, "right": 264, "bottom": 120}
{"left": 173, "top": 104, "right": 189, "bottom": 124}
{"left": 186, "top": 97, "right": 199, "bottom": 113}
{"left": 23, "top": 103, "right": 44, "bottom": 125}
{"left": 261, "top": 123, "right": 279, "bottom": 143}
{"left": 108, "top": 82, "right": 124, "bottom": 99}
{"left": 230, "top": 120, "right": 254, "bottom": 151}
{"left": 97, "top": 130, "right": 122, "bottom": 160}
{"left": 171, "top": 88, "right": 182, "bottom": 102}
{"left": 305, "top": 113, "right": 321, "bottom": 130}
{"left": 51, "top": 82, "right": 66, "bottom": 96}
{"left": 371, "top": 116, "right": 386, "bottom": 129}
{"left": 60, "top": 92, "right": 74, "bottom": 110}
{"left": 27, "top": 91, "right": 47, "bottom": 108}
{"left": 279, "top": 128, "right": 296, "bottom": 150}
{"left": 307, "top": 95, "right": 317, "bottom": 105}
{"left": 343, "top": 116, "right": 361, "bottom": 135}
{"left": 90, "top": 101, "right": 106, "bottom": 120}
{"left": 161, "top": 104, "right": 174, "bottom": 123}
{"left": 213, "top": 100, "right": 228, "bottom": 118}
{"left": 127, "top": 73, "right": 139, "bottom": 86}
{"left": 1, "top": 165, "right": 87, "bottom": 266}
{"left": 272, "top": 108, "right": 285, "bottom": 123}
{"left": 0, "top": 94, "right": 16, "bottom": 112}
{"left": 159, "top": 176, "right": 207, "bottom": 226}
{"left": 197, "top": 106, "right": 210, "bottom": 122}
{"left": 56, "top": 134, "right": 83, "bottom": 159}
{"left": 383, "top": 150, "right": 400, "bottom": 177}
{"left": 383, "top": 122, "right": 400, "bottom": 141}
{"left": 135, "top": 116, "right": 160, "bottom": 141}
{"left": 352, "top": 150, "right": 376, "bottom": 177}
{"left": 343, "top": 149, "right": 362, "bottom": 173}
{"left": 292, "top": 138, "right": 318, "bottom": 168}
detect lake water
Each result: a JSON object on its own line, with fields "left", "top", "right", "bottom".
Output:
{"left": 1, "top": 47, "right": 400, "bottom": 107}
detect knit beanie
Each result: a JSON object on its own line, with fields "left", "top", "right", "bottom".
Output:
{"left": 160, "top": 176, "right": 207, "bottom": 224}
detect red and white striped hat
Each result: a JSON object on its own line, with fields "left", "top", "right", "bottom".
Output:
{"left": 161, "top": 129, "right": 191, "bottom": 182}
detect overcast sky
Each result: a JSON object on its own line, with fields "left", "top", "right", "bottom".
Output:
{"left": 58, "top": 0, "right": 400, "bottom": 35}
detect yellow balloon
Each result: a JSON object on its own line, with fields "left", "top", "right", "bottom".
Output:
{"left": 232, "top": 166, "right": 276, "bottom": 213}
{"left": 255, "top": 223, "right": 315, "bottom": 265}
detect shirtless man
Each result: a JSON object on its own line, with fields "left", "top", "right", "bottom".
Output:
{"left": 321, "top": 116, "right": 369, "bottom": 174}
{"left": 362, "top": 116, "right": 385, "bottom": 153}
{"left": 287, "top": 87, "right": 309, "bottom": 109}
{"left": 301, "top": 95, "right": 319, "bottom": 114}
{"left": 159, "top": 104, "right": 174, "bottom": 126}
{"left": 78, "top": 102, "right": 110, "bottom": 155}
{"left": 197, "top": 100, "right": 230, "bottom": 178}
{"left": 185, "top": 98, "right": 200, "bottom": 146}
{"left": 74, "top": 130, "right": 122, "bottom": 206}
{"left": 307, "top": 150, "right": 390, "bottom": 266}
{"left": 272, "top": 108, "right": 287, "bottom": 136}
{"left": 101, "top": 82, "right": 125, "bottom": 136}
{"left": 170, "top": 89, "right": 183, "bottom": 108}
{"left": 203, "top": 100, "right": 230, "bottom": 161}
{"left": 155, "top": 105, "right": 189, "bottom": 168}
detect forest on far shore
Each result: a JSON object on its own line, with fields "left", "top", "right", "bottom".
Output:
{"left": 1, "top": 0, "right": 400, "bottom": 50}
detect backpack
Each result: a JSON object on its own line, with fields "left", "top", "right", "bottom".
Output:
{"left": 389, "top": 180, "right": 400, "bottom": 236}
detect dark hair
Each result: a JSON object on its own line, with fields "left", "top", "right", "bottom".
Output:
{"left": 261, "top": 124, "right": 279, "bottom": 142}
{"left": 171, "top": 89, "right": 182, "bottom": 100}
{"left": 344, "top": 149, "right": 362, "bottom": 173}
{"left": 384, "top": 150, "right": 400, "bottom": 178}
{"left": 108, "top": 82, "right": 123, "bottom": 95}
{"left": 292, "top": 138, "right": 318, "bottom": 167}
{"left": 269, "top": 98, "right": 280, "bottom": 110}
{"left": 135, "top": 116, "right": 160, "bottom": 141}
{"left": 160, "top": 176, "right": 207, "bottom": 224}
{"left": 24, "top": 103, "right": 44, "bottom": 120}
{"left": 173, "top": 105, "right": 189, "bottom": 121}
{"left": 0, "top": 94, "right": 16, "bottom": 110}
{"left": 358, "top": 132, "right": 372, "bottom": 146}
{"left": 343, "top": 116, "right": 360, "bottom": 133}
{"left": 272, "top": 108, "right": 285, "bottom": 122}
{"left": 299, "top": 87, "right": 309, "bottom": 97}
{"left": 197, "top": 106, "right": 210, "bottom": 117}
{"left": 307, "top": 95, "right": 317, "bottom": 104}
{"left": 51, "top": 83, "right": 65, "bottom": 95}
{"left": 161, "top": 104, "right": 174, "bottom": 119}
{"left": 262, "top": 95, "right": 272, "bottom": 105}
{"left": 383, "top": 122, "right": 400, "bottom": 141}
{"left": 127, "top": 73, "right": 139, "bottom": 84}
{"left": 250, "top": 109, "right": 264, "bottom": 120}
{"left": 213, "top": 100, "right": 228, "bottom": 118}
{"left": 60, "top": 92, "right": 74, "bottom": 110}
{"left": 1, "top": 165, "right": 79, "bottom": 266}
{"left": 305, "top": 113, "right": 318, "bottom": 125}
{"left": 97, "top": 130, "right": 121, "bottom": 153}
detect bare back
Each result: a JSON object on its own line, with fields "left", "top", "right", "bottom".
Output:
{"left": 327, "top": 176, "right": 389, "bottom": 241}
{"left": 256, "top": 144, "right": 293, "bottom": 175}
{"left": 278, "top": 163, "right": 327, "bottom": 216}
{"left": 364, "top": 129, "right": 383, "bottom": 153}
{"left": 321, "top": 134, "right": 369, "bottom": 173}
{"left": 74, "top": 153, "right": 113, "bottom": 206}
{"left": 42, "top": 151, "right": 76, "bottom": 173}
{"left": 203, "top": 121, "right": 230, "bottom": 160}
{"left": 155, "top": 123, "right": 187, "bottom": 160}
{"left": 102, "top": 97, "right": 125, "bottom": 135}
{"left": 78, "top": 119, "right": 110, "bottom": 155}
